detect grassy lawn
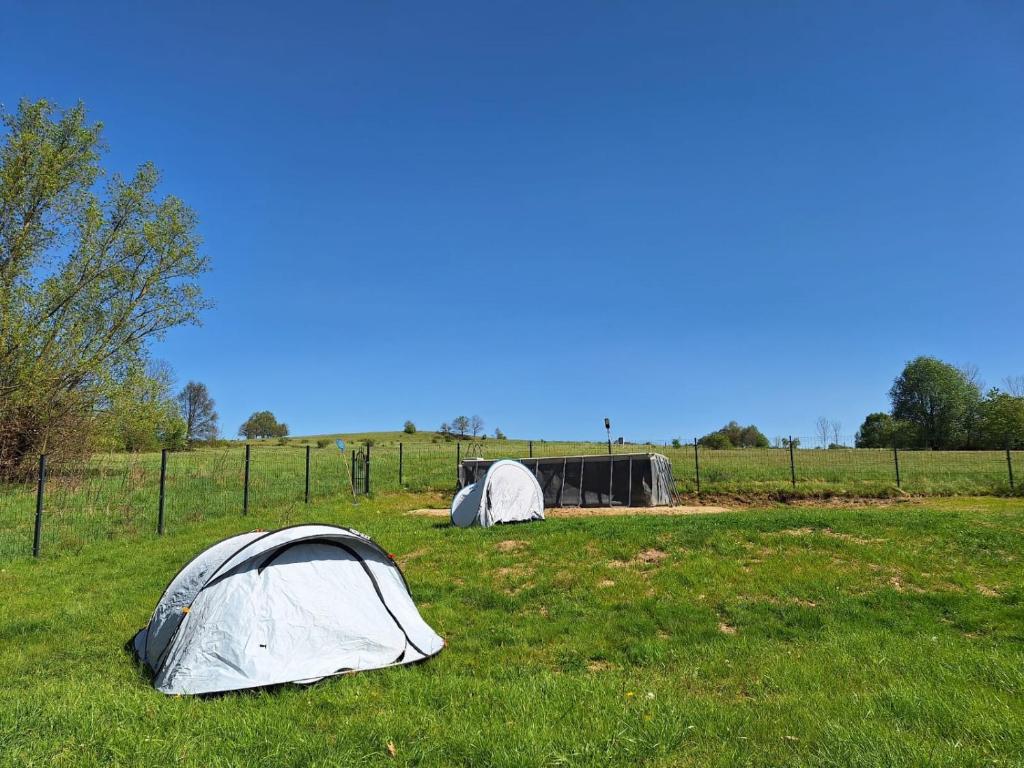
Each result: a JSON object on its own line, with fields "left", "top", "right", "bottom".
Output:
{"left": 1, "top": 494, "right": 1022, "bottom": 766}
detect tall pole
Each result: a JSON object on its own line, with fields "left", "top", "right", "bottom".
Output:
{"left": 693, "top": 438, "right": 701, "bottom": 494}
{"left": 243, "top": 444, "right": 251, "bottom": 515}
{"left": 158, "top": 448, "right": 167, "bottom": 534}
{"left": 893, "top": 436, "right": 901, "bottom": 489}
{"left": 305, "top": 445, "right": 311, "bottom": 503}
{"left": 33, "top": 454, "right": 46, "bottom": 558}
{"left": 788, "top": 436, "right": 796, "bottom": 487}
{"left": 399, "top": 442, "right": 404, "bottom": 486}
{"left": 365, "top": 443, "right": 371, "bottom": 494}
{"left": 605, "top": 417, "right": 612, "bottom": 455}
{"left": 456, "top": 441, "right": 461, "bottom": 488}
{"left": 1008, "top": 440, "right": 1015, "bottom": 491}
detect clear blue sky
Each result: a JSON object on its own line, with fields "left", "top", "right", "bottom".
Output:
{"left": 3, "top": 1, "right": 1021, "bottom": 442}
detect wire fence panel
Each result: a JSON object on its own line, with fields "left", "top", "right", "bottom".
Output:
{"left": 0, "top": 436, "right": 1021, "bottom": 562}
{"left": 164, "top": 447, "right": 245, "bottom": 533}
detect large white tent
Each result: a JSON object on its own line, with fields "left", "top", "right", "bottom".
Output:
{"left": 132, "top": 524, "right": 443, "bottom": 695}
{"left": 451, "top": 459, "right": 545, "bottom": 528}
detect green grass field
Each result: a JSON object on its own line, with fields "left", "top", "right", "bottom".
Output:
{"left": 0, "top": 434, "right": 1020, "bottom": 562}
{"left": 0, "top": 493, "right": 1022, "bottom": 766}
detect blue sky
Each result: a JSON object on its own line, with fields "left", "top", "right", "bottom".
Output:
{"left": 3, "top": 1, "right": 1021, "bottom": 442}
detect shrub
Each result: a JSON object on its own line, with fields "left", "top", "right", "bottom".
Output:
{"left": 403, "top": 420, "right": 416, "bottom": 434}
{"left": 316, "top": 439, "right": 329, "bottom": 449}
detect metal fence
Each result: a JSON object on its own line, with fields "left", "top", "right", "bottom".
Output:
{"left": 0, "top": 436, "right": 1020, "bottom": 561}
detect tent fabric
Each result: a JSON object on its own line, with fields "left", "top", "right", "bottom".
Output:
{"left": 450, "top": 459, "right": 545, "bottom": 528}
{"left": 459, "top": 453, "right": 675, "bottom": 507}
{"left": 132, "top": 524, "right": 443, "bottom": 695}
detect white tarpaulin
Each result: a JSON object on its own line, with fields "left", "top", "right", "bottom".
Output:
{"left": 451, "top": 459, "right": 545, "bottom": 528}
{"left": 132, "top": 524, "right": 444, "bottom": 695}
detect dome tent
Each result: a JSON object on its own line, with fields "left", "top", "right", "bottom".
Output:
{"left": 451, "top": 459, "right": 545, "bottom": 528}
{"left": 132, "top": 524, "right": 444, "bottom": 695}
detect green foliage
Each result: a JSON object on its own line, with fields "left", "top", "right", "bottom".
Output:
{"left": 237, "top": 411, "right": 288, "bottom": 440}
{"left": 176, "top": 382, "right": 218, "bottom": 442}
{"left": 316, "top": 439, "right": 329, "bottom": 449}
{"left": 855, "top": 412, "right": 897, "bottom": 448}
{"left": 671, "top": 438, "right": 682, "bottom": 449}
{"left": 95, "top": 362, "right": 182, "bottom": 453}
{"left": 0, "top": 99, "right": 209, "bottom": 477}
{"left": 978, "top": 390, "right": 1024, "bottom": 448}
{"left": 890, "top": 357, "right": 981, "bottom": 449}
{"left": 699, "top": 421, "right": 769, "bottom": 449}
{"left": 494, "top": 427, "right": 506, "bottom": 440}
{"left": 403, "top": 420, "right": 416, "bottom": 435}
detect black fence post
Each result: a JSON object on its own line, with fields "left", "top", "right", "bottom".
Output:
{"left": 243, "top": 444, "right": 251, "bottom": 515}
{"left": 305, "top": 445, "right": 311, "bottom": 504}
{"left": 456, "top": 441, "right": 461, "bottom": 487}
{"left": 1008, "top": 440, "right": 1015, "bottom": 491}
{"left": 32, "top": 453, "right": 46, "bottom": 558}
{"left": 693, "top": 438, "right": 701, "bottom": 494}
{"left": 789, "top": 436, "right": 797, "bottom": 487}
{"left": 365, "top": 443, "right": 371, "bottom": 494}
{"left": 158, "top": 448, "right": 167, "bottom": 535}
{"left": 350, "top": 449, "right": 356, "bottom": 492}
{"left": 399, "top": 442, "right": 404, "bottom": 486}
{"left": 528, "top": 440, "right": 533, "bottom": 458}
{"left": 893, "top": 437, "right": 901, "bottom": 489}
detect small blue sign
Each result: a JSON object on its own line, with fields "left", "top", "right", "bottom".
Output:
{"left": 335, "top": 439, "right": 346, "bottom": 452}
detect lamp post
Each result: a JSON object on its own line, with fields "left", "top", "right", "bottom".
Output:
{"left": 605, "top": 417, "right": 612, "bottom": 455}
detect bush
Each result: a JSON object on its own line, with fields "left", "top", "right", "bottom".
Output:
{"left": 276, "top": 437, "right": 289, "bottom": 446}
{"left": 671, "top": 438, "right": 682, "bottom": 449}
{"left": 403, "top": 420, "right": 416, "bottom": 434}
{"left": 316, "top": 439, "right": 329, "bottom": 449}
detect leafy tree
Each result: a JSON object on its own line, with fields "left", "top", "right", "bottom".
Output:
{"left": 671, "top": 438, "right": 682, "bottom": 449}
{"left": 452, "top": 416, "right": 470, "bottom": 438}
{"left": 96, "top": 361, "right": 183, "bottom": 452}
{"left": 698, "top": 421, "right": 769, "bottom": 449}
{"left": 494, "top": 427, "right": 506, "bottom": 440}
{"left": 978, "top": 390, "right": 1024, "bottom": 448}
{"left": 0, "top": 99, "right": 209, "bottom": 478}
{"left": 469, "top": 415, "right": 484, "bottom": 437}
{"left": 403, "top": 420, "right": 416, "bottom": 435}
{"left": 238, "top": 411, "right": 288, "bottom": 440}
{"left": 855, "top": 413, "right": 898, "bottom": 448}
{"left": 699, "top": 432, "right": 732, "bottom": 450}
{"left": 177, "top": 381, "right": 218, "bottom": 442}
{"left": 890, "top": 357, "right": 981, "bottom": 449}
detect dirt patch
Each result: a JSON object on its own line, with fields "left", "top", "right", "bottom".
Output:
{"left": 597, "top": 579, "right": 616, "bottom": 588}
{"left": 406, "top": 508, "right": 450, "bottom": 517}
{"left": 496, "top": 540, "right": 527, "bottom": 553}
{"left": 495, "top": 565, "right": 532, "bottom": 579}
{"left": 637, "top": 548, "right": 667, "bottom": 563}
{"left": 718, "top": 622, "right": 737, "bottom": 635}
{"left": 587, "top": 660, "right": 617, "bottom": 673}
{"left": 976, "top": 584, "right": 1000, "bottom": 597}
{"left": 395, "top": 548, "right": 428, "bottom": 569}
{"left": 406, "top": 504, "right": 730, "bottom": 518}
{"left": 609, "top": 548, "right": 668, "bottom": 568}
{"left": 550, "top": 504, "right": 730, "bottom": 517}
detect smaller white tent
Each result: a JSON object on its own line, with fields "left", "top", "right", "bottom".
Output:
{"left": 132, "top": 524, "right": 443, "bottom": 695}
{"left": 451, "top": 459, "right": 545, "bottom": 528}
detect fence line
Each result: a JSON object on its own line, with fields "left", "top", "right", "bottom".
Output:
{"left": 0, "top": 437, "right": 1020, "bottom": 561}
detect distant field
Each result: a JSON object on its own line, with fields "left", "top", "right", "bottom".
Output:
{"left": 0, "top": 434, "right": 1020, "bottom": 561}
{"left": 0, "top": 495, "right": 1021, "bottom": 766}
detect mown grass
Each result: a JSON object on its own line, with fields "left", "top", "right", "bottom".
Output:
{"left": 0, "top": 494, "right": 1022, "bottom": 767}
